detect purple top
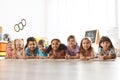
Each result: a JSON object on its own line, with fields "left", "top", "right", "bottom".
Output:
{"left": 66, "top": 45, "right": 79, "bottom": 56}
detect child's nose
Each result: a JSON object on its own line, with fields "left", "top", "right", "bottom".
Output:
{"left": 31, "top": 45, "right": 34, "bottom": 47}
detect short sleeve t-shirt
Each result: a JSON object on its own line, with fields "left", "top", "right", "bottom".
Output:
{"left": 38, "top": 49, "right": 48, "bottom": 57}
{"left": 98, "top": 47, "right": 116, "bottom": 56}
{"left": 25, "top": 47, "right": 39, "bottom": 56}
{"left": 66, "top": 45, "right": 79, "bottom": 56}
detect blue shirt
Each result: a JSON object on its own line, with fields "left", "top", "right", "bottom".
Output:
{"left": 25, "top": 47, "right": 39, "bottom": 56}
{"left": 38, "top": 49, "right": 48, "bottom": 57}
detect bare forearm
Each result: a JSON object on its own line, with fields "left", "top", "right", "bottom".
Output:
{"left": 70, "top": 56, "right": 79, "bottom": 59}
{"left": 104, "top": 54, "right": 116, "bottom": 59}
{"left": 25, "top": 55, "right": 36, "bottom": 59}
{"left": 80, "top": 56, "right": 86, "bottom": 60}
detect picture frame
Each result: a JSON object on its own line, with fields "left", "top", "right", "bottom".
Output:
{"left": 85, "top": 30, "right": 100, "bottom": 44}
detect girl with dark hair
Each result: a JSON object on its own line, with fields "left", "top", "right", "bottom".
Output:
{"left": 98, "top": 36, "right": 116, "bottom": 60}
{"left": 47, "top": 38, "right": 67, "bottom": 59}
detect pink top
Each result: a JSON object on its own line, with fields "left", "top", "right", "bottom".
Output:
{"left": 49, "top": 50, "right": 66, "bottom": 59}
{"left": 6, "top": 49, "right": 13, "bottom": 57}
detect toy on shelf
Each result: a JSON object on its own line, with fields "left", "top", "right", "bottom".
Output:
{"left": 0, "top": 41, "right": 7, "bottom": 57}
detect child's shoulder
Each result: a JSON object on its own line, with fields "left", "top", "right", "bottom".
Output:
{"left": 25, "top": 47, "right": 31, "bottom": 53}
{"left": 38, "top": 49, "right": 43, "bottom": 53}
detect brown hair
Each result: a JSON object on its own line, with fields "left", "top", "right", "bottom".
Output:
{"left": 67, "top": 35, "right": 76, "bottom": 41}
{"left": 25, "top": 37, "right": 37, "bottom": 49}
{"left": 38, "top": 39, "right": 45, "bottom": 45}
{"left": 99, "top": 36, "right": 114, "bottom": 49}
{"left": 79, "top": 37, "right": 93, "bottom": 56}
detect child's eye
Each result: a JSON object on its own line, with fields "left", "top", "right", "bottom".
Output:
{"left": 102, "top": 42, "right": 105, "bottom": 44}
{"left": 33, "top": 43, "right": 36, "bottom": 45}
{"left": 83, "top": 42, "right": 86, "bottom": 44}
{"left": 42, "top": 46, "right": 44, "bottom": 47}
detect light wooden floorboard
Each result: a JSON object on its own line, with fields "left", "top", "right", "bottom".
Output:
{"left": 0, "top": 58, "right": 120, "bottom": 80}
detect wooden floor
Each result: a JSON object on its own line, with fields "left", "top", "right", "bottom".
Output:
{"left": 0, "top": 58, "right": 120, "bottom": 80}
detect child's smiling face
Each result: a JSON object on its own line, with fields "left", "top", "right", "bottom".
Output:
{"left": 51, "top": 40, "right": 60, "bottom": 51}
{"left": 82, "top": 39, "right": 91, "bottom": 51}
{"left": 7, "top": 41, "right": 14, "bottom": 51}
{"left": 28, "top": 41, "right": 37, "bottom": 51}
{"left": 15, "top": 39, "right": 24, "bottom": 50}
{"left": 68, "top": 38, "right": 76, "bottom": 47}
{"left": 100, "top": 41, "right": 110, "bottom": 51}
{"left": 38, "top": 44, "right": 46, "bottom": 52}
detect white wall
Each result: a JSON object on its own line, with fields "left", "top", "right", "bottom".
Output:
{"left": 0, "top": 0, "right": 119, "bottom": 47}
{"left": 0, "top": 0, "right": 46, "bottom": 42}
{"left": 46, "top": 0, "right": 117, "bottom": 45}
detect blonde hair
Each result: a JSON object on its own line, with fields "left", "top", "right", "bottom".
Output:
{"left": 14, "top": 39, "right": 24, "bottom": 55}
